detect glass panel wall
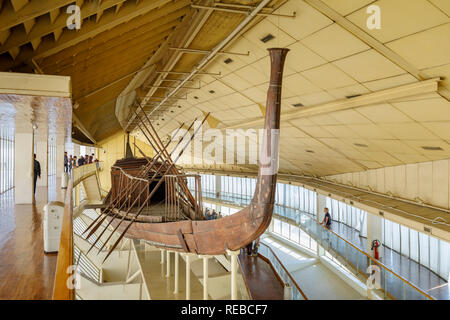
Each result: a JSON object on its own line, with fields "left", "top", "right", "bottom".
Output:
{"left": 0, "top": 128, "right": 14, "bottom": 193}
{"left": 271, "top": 217, "right": 318, "bottom": 253}
{"left": 326, "top": 197, "right": 367, "bottom": 237}
{"left": 383, "top": 218, "right": 450, "bottom": 280}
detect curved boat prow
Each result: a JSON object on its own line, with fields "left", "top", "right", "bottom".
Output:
{"left": 103, "top": 48, "right": 290, "bottom": 256}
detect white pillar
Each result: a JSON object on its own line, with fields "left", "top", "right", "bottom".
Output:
{"left": 316, "top": 193, "right": 327, "bottom": 223}
{"left": 73, "top": 144, "right": 80, "bottom": 157}
{"left": 185, "top": 254, "right": 192, "bottom": 300}
{"left": 215, "top": 174, "right": 221, "bottom": 198}
{"left": 201, "top": 256, "right": 209, "bottom": 300}
{"left": 366, "top": 212, "right": 383, "bottom": 259}
{"left": 14, "top": 129, "right": 34, "bottom": 204}
{"left": 227, "top": 250, "right": 240, "bottom": 300}
{"left": 36, "top": 137, "right": 48, "bottom": 187}
{"left": 174, "top": 252, "right": 179, "bottom": 294}
{"left": 166, "top": 250, "right": 171, "bottom": 278}
{"left": 56, "top": 137, "right": 65, "bottom": 179}
{"left": 161, "top": 249, "right": 165, "bottom": 264}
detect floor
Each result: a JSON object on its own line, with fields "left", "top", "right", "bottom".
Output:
{"left": 262, "top": 236, "right": 365, "bottom": 300}
{"left": 238, "top": 249, "right": 284, "bottom": 300}
{"left": 0, "top": 177, "right": 63, "bottom": 300}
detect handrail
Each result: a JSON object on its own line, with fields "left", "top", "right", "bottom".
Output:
{"left": 52, "top": 178, "right": 74, "bottom": 300}
{"left": 310, "top": 214, "right": 434, "bottom": 300}
{"left": 53, "top": 164, "right": 101, "bottom": 300}
{"left": 259, "top": 242, "right": 308, "bottom": 300}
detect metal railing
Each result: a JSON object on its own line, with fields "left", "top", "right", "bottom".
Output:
{"left": 258, "top": 242, "right": 308, "bottom": 300}
{"left": 74, "top": 244, "right": 102, "bottom": 283}
{"left": 198, "top": 190, "right": 434, "bottom": 300}
{"left": 281, "top": 209, "right": 434, "bottom": 300}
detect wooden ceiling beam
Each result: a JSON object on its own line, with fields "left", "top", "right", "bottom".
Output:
{"left": 0, "top": 0, "right": 182, "bottom": 70}
{"left": 9, "top": 0, "right": 29, "bottom": 13}
{"left": 0, "top": 0, "right": 134, "bottom": 56}
{"left": 53, "top": 36, "right": 167, "bottom": 80}
{"left": 1, "top": 0, "right": 74, "bottom": 31}
{"left": 73, "top": 59, "right": 157, "bottom": 101}
{"left": 45, "top": 24, "right": 174, "bottom": 74}
{"left": 39, "top": 7, "right": 187, "bottom": 69}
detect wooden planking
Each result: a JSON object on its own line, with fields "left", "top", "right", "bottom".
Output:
{"left": 237, "top": 250, "right": 284, "bottom": 300}
{"left": 0, "top": 187, "right": 59, "bottom": 300}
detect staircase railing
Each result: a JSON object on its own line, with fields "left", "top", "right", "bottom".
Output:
{"left": 278, "top": 210, "right": 434, "bottom": 300}
{"left": 74, "top": 244, "right": 102, "bottom": 283}
{"left": 53, "top": 163, "right": 101, "bottom": 300}
{"left": 258, "top": 242, "right": 308, "bottom": 300}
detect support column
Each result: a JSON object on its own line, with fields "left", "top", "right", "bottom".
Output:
{"left": 185, "top": 253, "right": 192, "bottom": 300}
{"left": 174, "top": 252, "right": 179, "bottom": 294}
{"left": 316, "top": 193, "right": 327, "bottom": 223}
{"left": 215, "top": 174, "right": 221, "bottom": 198}
{"left": 166, "top": 250, "right": 171, "bottom": 278}
{"left": 200, "top": 255, "right": 209, "bottom": 300}
{"left": 73, "top": 144, "right": 80, "bottom": 158}
{"left": 14, "top": 126, "right": 34, "bottom": 204}
{"left": 227, "top": 250, "right": 240, "bottom": 300}
{"left": 366, "top": 212, "right": 383, "bottom": 259}
{"left": 36, "top": 136, "right": 48, "bottom": 187}
{"left": 56, "top": 136, "right": 65, "bottom": 179}
{"left": 161, "top": 249, "right": 165, "bottom": 264}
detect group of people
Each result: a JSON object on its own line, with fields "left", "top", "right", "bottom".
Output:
{"left": 64, "top": 152, "right": 97, "bottom": 173}
{"left": 204, "top": 208, "right": 222, "bottom": 220}
{"left": 245, "top": 238, "right": 260, "bottom": 257}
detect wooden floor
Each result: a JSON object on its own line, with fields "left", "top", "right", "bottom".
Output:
{"left": 238, "top": 249, "right": 284, "bottom": 300}
{"left": 0, "top": 179, "right": 63, "bottom": 300}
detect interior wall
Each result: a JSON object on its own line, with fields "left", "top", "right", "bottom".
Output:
{"left": 326, "top": 159, "right": 450, "bottom": 210}
{"left": 97, "top": 132, "right": 155, "bottom": 192}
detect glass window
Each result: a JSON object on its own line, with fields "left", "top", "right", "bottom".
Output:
{"left": 400, "top": 225, "right": 409, "bottom": 257}
{"left": 281, "top": 221, "right": 290, "bottom": 238}
{"left": 419, "top": 232, "right": 429, "bottom": 268}
{"left": 409, "top": 229, "right": 419, "bottom": 262}
{"left": 290, "top": 225, "right": 299, "bottom": 242}
{"left": 274, "top": 218, "right": 281, "bottom": 234}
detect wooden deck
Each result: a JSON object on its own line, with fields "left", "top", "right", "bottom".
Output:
{"left": 0, "top": 183, "right": 64, "bottom": 299}
{"left": 238, "top": 249, "right": 284, "bottom": 300}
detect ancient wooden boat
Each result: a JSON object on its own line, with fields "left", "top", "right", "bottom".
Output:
{"left": 84, "top": 48, "right": 289, "bottom": 260}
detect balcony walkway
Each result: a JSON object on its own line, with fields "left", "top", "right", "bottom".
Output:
{"left": 238, "top": 249, "right": 284, "bottom": 300}
{"left": 0, "top": 177, "right": 63, "bottom": 299}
